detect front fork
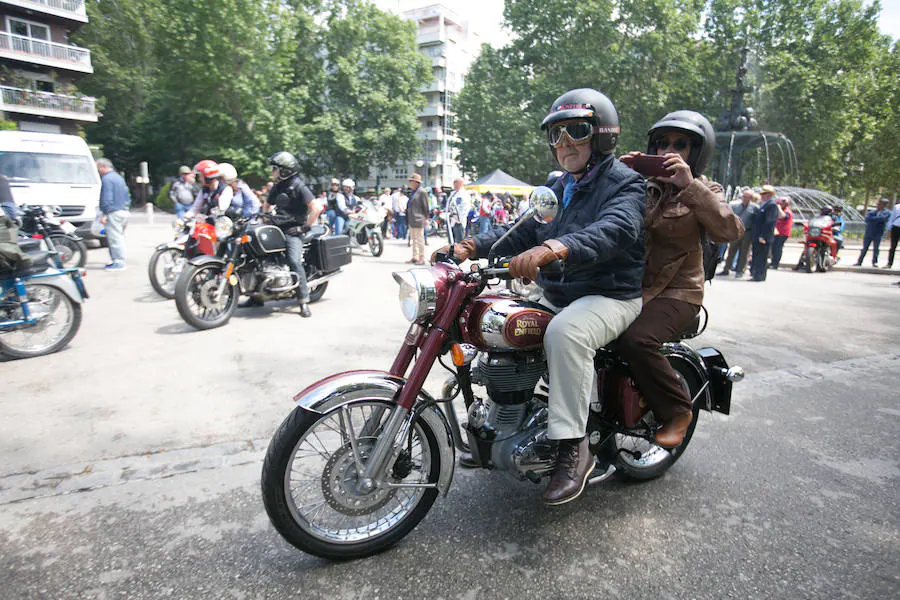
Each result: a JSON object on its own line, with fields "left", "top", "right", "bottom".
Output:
{"left": 214, "top": 243, "right": 241, "bottom": 299}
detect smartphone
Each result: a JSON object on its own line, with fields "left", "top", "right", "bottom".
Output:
{"left": 626, "top": 154, "right": 672, "bottom": 178}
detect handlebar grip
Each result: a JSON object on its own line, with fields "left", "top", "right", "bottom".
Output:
{"left": 540, "top": 259, "right": 563, "bottom": 275}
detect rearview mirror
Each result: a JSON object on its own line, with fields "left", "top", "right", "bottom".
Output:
{"left": 530, "top": 186, "right": 558, "bottom": 224}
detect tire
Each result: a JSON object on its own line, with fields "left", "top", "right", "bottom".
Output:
{"left": 0, "top": 283, "right": 82, "bottom": 359}
{"left": 804, "top": 246, "right": 815, "bottom": 273}
{"left": 148, "top": 247, "right": 184, "bottom": 299}
{"left": 614, "top": 363, "right": 701, "bottom": 482}
{"left": 49, "top": 235, "right": 87, "bottom": 268}
{"left": 261, "top": 399, "right": 442, "bottom": 559}
{"left": 368, "top": 231, "right": 384, "bottom": 257}
{"left": 815, "top": 247, "right": 826, "bottom": 272}
{"left": 308, "top": 281, "right": 328, "bottom": 303}
{"left": 173, "top": 263, "right": 238, "bottom": 330}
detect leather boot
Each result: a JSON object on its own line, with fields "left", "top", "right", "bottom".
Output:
{"left": 457, "top": 450, "right": 479, "bottom": 468}
{"left": 299, "top": 303, "right": 311, "bottom": 318}
{"left": 655, "top": 412, "right": 693, "bottom": 448}
{"left": 542, "top": 438, "right": 594, "bottom": 506}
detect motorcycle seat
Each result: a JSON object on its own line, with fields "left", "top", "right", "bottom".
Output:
{"left": 302, "top": 225, "right": 328, "bottom": 242}
{"left": 0, "top": 250, "right": 51, "bottom": 278}
{"left": 18, "top": 238, "right": 42, "bottom": 252}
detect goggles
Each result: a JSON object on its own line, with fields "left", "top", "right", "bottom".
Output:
{"left": 548, "top": 120, "right": 598, "bottom": 147}
{"left": 653, "top": 136, "right": 690, "bottom": 152}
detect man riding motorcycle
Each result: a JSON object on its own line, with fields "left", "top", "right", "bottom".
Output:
{"left": 436, "top": 88, "right": 646, "bottom": 506}
{"left": 185, "top": 160, "right": 233, "bottom": 219}
{"left": 325, "top": 178, "right": 349, "bottom": 235}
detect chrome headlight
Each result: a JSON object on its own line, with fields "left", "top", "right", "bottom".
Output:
{"left": 809, "top": 227, "right": 821, "bottom": 237}
{"left": 392, "top": 268, "right": 437, "bottom": 322}
{"left": 172, "top": 218, "right": 184, "bottom": 233}
{"left": 214, "top": 216, "right": 234, "bottom": 239}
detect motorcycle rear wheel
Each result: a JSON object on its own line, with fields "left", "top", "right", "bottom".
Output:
{"left": 804, "top": 246, "right": 815, "bottom": 273}
{"left": 308, "top": 281, "right": 328, "bottom": 303}
{"left": 148, "top": 247, "right": 184, "bottom": 299}
{"left": 174, "top": 263, "right": 238, "bottom": 330}
{"left": 49, "top": 235, "right": 87, "bottom": 268}
{"left": 613, "top": 366, "right": 700, "bottom": 481}
{"left": 261, "top": 400, "right": 442, "bottom": 559}
{"left": 0, "top": 283, "right": 82, "bottom": 359}
{"left": 815, "top": 247, "right": 827, "bottom": 272}
{"left": 368, "top": 231, "right": 384, "bottom": 257}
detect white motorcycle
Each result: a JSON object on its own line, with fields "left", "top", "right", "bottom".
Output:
{"left": 346, "top": 200, "right": 385, "bottom": 257}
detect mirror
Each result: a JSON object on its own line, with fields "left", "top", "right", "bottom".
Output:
{"left": 530, "top": 186, "right": 559, "bottom": 224}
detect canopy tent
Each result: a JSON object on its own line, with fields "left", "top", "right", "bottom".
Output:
{"left": 465, "top": 169, "right": 535, "bottom": 197}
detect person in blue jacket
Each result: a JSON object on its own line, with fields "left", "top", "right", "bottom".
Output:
{"left": 749, "top": 184, "right": 779, "bottom": 281}
{"left": 855, "top": 199, "right": 891, "bottom": 267}
{"left": 437, "top": 88, "right": 646, "bottom": 506}
{"left": 96, "top": 158, "right": 131, "bottom": 270}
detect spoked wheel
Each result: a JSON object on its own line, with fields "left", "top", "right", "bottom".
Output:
{"left": 368, "top": 231, "right": 384, "bottom": 257}
{"left": 49, "top": 236, "right": 87, "bottom": 268}
{"left": 262, "top": 399, "right": 442, "bottom": 559}
{"left": 173, "top": 263, "right": 238, "bottom": 330}
{"left": 148, "top": 247, "right": 185, "bottom": 299}
{"left": 614, "top": 367, "right": 700, "bottom": 481}
{"left": 0, "top": 283, "right": 82, "bottom": 359}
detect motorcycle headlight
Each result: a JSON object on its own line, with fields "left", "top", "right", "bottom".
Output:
{"left": 392, "top": 268, "right": 437, "bottom": 322}
{"left": 214, "top": 216, "right": 234, "bottom": 239}
{"left": 172, "top": 218, "right": 184, "bottom": 233}
{"left": 809, "top": 227, "right": 821, "bottom": 237}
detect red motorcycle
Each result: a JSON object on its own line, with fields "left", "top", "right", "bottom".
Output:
{"left": 795, "top": 215, "right": 838, "bottom": 273}
{"left": 147, "top": 217, "right": 218, "bottom": 298}
{"left": 261, "top": 187, "right": 744, "bottom": 559}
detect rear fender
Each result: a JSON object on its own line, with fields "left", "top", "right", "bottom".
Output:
{"left": 695, "top": 347, "right": 741, "bottom": 415}
{"left": 660, "top": 342, "right": 713, "bottom": 412}
{"left": 19, "top": 270, "right": 84, "bottom": 304}
{"left": 292, "top": 370, "right": 455, "bottom": 494}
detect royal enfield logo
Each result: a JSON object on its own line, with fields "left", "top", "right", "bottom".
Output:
{"left": 513, "top": 318, "right": 541, "bottom": 338}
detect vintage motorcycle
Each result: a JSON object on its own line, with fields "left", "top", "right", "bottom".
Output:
{"left": 794, "top": 215, "right": 838, "bottom": 273}
{"left": 19, "top": 205, "right": 87, "bottom": 268}
{"left": 147, "top": 217, "right": 217, "bottom": 299}
{"left": 173, "top": 214, "right": 351, "bottom": 330}
{"left": 261, "top": 187, "right": 744, "bottom": 559}
{"left": 346, "top": 200, "right": 385, "bottom": 257}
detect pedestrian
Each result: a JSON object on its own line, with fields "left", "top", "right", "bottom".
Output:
{"left": 378, "top": 187, "right": 392, "bottom": 238}
{"left": 493, "top": 199, "right": 509, "bottom": 225}
{"left": 445, "top": 178, "right": 473, "bottom": 244}
{"left": 405, "top": 173, "right": 429, "bottom": 264}
{"left": 0, "top": 173, "right": 17, "bottom": 222}
{"left": 96, "top": 158, "right": 131, "bottom": 271}
{"left": 749, "top": 184, "right": 779, "bottom": 281}
{"left": 168, "top": 166, "right": 197, "bottom": 219}
{"left": 397, "top": 186, "right": 409, "bottom": 243}
{"left": 719, "top": 188, "right": 759, "bottom": 277}
{"left": 478, "top": 192, "right": 494, "bottom": 234}
{"left": 325, "top": 178, "right": 349, "bottom": 235}
{"left": 856, "top": 199, "right": 892, "bottom": 267}
{"left": 886, "top": 199, "right": 900, "bottom": 269}
{"left": 516, "top": 193, "right": 530, "bottom": 218}
{"left": 770, "top": 196, "right": 793, "bottom": 269}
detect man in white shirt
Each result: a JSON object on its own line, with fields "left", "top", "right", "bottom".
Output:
{"left": 445, "top": 178, "right": 472, "bottom": 244}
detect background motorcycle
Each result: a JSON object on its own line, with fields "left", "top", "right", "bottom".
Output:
{"left": 795, "top": 215, "right": 837, "bottom": 273}
{"left": 19, "top": 205, "right": 87, "bottom": 268}
{"left": 1, "top": 237, "right": 88, "bottom": 359}
{"left": 424, "top": 207, "right": 448, "bottom": 239}
{"left": 261, "top": 187, "right": 743, "bottom": 559}
{"left": 346, "top": 201, "right": 385, "bottom": 257}
{"left": 147, "top": 217, "right": 216, "bottom": 299}
{"left": 173, "top": 215, "right": 351, "bottom": 330}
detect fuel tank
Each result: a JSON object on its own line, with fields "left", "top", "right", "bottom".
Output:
{"left": 460, "top": 295, "right": 555, "bottom": 351}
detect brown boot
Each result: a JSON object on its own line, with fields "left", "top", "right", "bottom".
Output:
{"left": 655, "top": 412, "right": 693, "bottom": 448}
{"left": 542, "top": 438, "right": 594, "bottom": 506}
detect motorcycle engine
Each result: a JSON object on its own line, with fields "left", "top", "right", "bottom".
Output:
{"left": 260, "top": 265, "right": 298, "bottom": 296}
{"left": 472, "top": 351, "right": 546, "bottom": 405}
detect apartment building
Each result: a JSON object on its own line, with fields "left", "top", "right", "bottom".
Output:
{"left": 0, "top": 0, "right": 96, "bottom": 134}
{"left": 360, "top": 3, "right": 481, "bottom": 192}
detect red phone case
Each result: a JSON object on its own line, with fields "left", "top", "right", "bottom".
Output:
{"left": 628, "top": 154, "right": 671, "bottom": 178}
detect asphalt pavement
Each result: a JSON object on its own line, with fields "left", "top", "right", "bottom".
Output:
{"left": 1, "top": 214, "right": 898, "bottom": 600}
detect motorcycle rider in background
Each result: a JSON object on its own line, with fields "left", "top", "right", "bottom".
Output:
{"left": 342, "top": 179, "right": 360, "bottom": 211}
{"left": 218, "top": 163, "right": 261, "bottom": 218}
{"left": 437, "top": 88, "right": 646, "bottom": 506}
{"left": 253, "top": 151, "right": 321, "bottom": 317}
{"left": 831, "top": 205, "right": 845, "bottom": 260}
{"left": 325, "top": 178, "right": 349, "bottom": 235}
{"left": 184, "top": 160, "right": 233, "bottom": 219}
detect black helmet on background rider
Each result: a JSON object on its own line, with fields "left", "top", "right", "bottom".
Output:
{"left": 541, "top": 88, "right": 620, "bottom": 163}
{"left": 647, "top": 110, "right": 716, "bottom": 177}
{"left": 820, "top": 205, "right": 833, "bottom": 216}
{"left": 267, "top": 151, "right": 300, "bottom": 182}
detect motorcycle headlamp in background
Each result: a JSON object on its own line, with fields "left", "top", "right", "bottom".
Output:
{"left": 393, "top": 268, "right": 437, "bottom": 322}
{"left": 214, "top": 216, "right": 234, "bottom": 239}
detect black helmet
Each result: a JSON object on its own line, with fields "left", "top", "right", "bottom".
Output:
{"left": 647, "top": 110, "right": 716, "bottom": 176}
{"left": 820, "top": 205, "right": 833, "bottom": 216}
{"left": 267, "top": 151, "right": 299, "bottom": 182}
{"left": 541, "top": 88, "right": 620, "bottom": 157}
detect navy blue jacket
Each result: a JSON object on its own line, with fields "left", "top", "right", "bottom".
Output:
{"left": 751, "top": 198, "right": 779, "bottom": 241}
{"left": 472, "top": 155, "right": 645, "bottom": 307}
{"left": 864, "top": 208, "right": 891, "bottom": 239}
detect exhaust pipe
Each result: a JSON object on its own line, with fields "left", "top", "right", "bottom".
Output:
{"left": 714, "top": 366, "right": 745, "bottom": 383}
{"left": 306, "top": 269, "right": 342, "bottom": 289}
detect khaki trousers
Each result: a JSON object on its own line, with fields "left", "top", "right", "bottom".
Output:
{"left": 409, "top": 227, "right": 425, "bottom": 261}
{"left": 543, "top": 294, "right": 643, "bottom": 440}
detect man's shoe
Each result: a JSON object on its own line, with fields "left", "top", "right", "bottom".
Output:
{"left": 458, "top": 450, "right": 480, "bottom": 468}
{"left": 734, "top": 272, "right": 743, "bottom": 278}
{"left": 239, "top": 297, "right": 265, "bottom": 308}
{"left": 542, "top": 439, "right": 594, "bottom": 506}
{"left": 873, "top": 263, "right": 879, "bottom": 268}
{"left": 855, "top": 261, "right": 863, "bottom": 266}
{"left": 655, "top": 412, "right": 693, "bottom": 448}
{"left": 104, "top": 262, "right": 126, "bottom": 271}
{"left": 717, "top": 269, "right": 729, "bottom": 276}
{"left": 299, "top": 303, "right": 311, "bottom": 318}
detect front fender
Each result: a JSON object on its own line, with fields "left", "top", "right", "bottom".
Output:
{"left": 23, "top": 270, "right": 84, "bottom": 304}
{"left": 661, "top": 342, "right": 713, "bottom": 411}
{"left": 186, "top": 254, "right": 226, "bottom": 268}
{"left": 292, "top": 370, "right": 455, "bottom": 494}
{"left": 155, "top": 240, "right": 185, "bottom": 251}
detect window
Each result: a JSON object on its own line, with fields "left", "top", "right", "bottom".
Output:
{"left": 36, "top": 81, "right": 54, "bottom": 93}
{"left": 426, "top": 120, "right": 433, "bottom": 128}
{"left": 7, "top": 17, "right": 51, "bottom": 58}
{"left": 393, "top": 166, "right": 406, "bottom": 178}
{"left": 0, "top": 152, "right": 96, "bottom": 185}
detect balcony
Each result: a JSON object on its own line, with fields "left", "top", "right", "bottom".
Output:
{"left": 0, "top": 85, "right": 97, "bottom": 121}
{"left": 0, "top": 0, "right": 88, "bottom": 23}
{"left": 417, "top": 105, "right": 444, "bottom": 118}
{"left": 416, "top": 30, "right": 443, "bottom": 46}
{"left": 0, "top": 32, "right": 92, "bottom": 73}
{"left": 419, "top": 78, "right": 445, "bottom": 93}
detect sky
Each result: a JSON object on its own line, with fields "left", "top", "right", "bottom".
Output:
{"left": 374, "top": 0, "right": 900, "bottom": 43}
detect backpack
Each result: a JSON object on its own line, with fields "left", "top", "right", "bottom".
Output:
{"left": 699, "top": 225, "right": 722, "bottom": 283}
{"left": 0, "top": 215, "right": 27, "bottom": 272}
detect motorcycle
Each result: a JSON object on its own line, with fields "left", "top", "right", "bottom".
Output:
{"left": 147, "top": 217, "right": 217, "bottom": 299}
{"left": 346, "top": 201, "right": 385, "bottom": 257}
{"left": 261, "top": 187, "right": 744, "bottom": 559}
{"left": 425, "top": 207, "right": 448, "bottom": 238}
{"left": 19, "top": 205, "right": 88, "bottom": 268}
{"left": 794, "top": 215, "right": 837, "bottom": 273}
{"left": 1, "top": 237, "right": 89, "bottom": 359}
{"left": 173, "top": 214, "right": 351, "bottom": 330}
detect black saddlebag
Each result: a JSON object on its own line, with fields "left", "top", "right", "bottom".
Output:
{"left": 314, "top": 235, "right": 352, "bottom": 272}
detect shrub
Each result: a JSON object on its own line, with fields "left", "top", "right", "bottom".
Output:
{"left": 155, "top": 182, "right": 174, "bottom": 211}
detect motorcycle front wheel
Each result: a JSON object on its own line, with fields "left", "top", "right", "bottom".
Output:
{"left": 49, "top": 235, "right": 87, "bottom": 268}
{"left": 173, "top": 263, "right": 238, "bottom": 330}
{"left": 816, "top": 247, "right": 828, "bottom": 272}
{"left": 804, "top": 246, "right": 815, "bottom": 273}
{"left": 368, "top": 231, "right": 384, "bottom": 257}
{"left": 262, "top": 399, "right": 442, "bottom": 560}
{"left": 0, "top": 283, "right": 82, "bottom": 359}
{"left": 148, "top": 247, "right": 185, "bottom": 299}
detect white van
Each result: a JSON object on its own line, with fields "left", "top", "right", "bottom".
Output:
{"left": 0, "top": 131, "right": 101, "bottom": 236}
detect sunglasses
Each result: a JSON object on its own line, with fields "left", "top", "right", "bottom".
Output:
{"left": 548, "top": 121, "right": 598, "bottom": 147}
{"left": 654, "top": 136, "right": 690, "bottom": 152}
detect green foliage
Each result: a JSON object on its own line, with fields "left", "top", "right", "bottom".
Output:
{"left": 0, "top": 118, "right": 17, "bottom": 131}
{"left": 154, "top": 182, "right": 173, "bottom": 211}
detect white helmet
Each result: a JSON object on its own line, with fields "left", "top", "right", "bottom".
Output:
{"left": 341, "top": 178, "right": 355, "bottom": 189}
{"left": 218, "top": 162, "right": 238, "bottom": 183}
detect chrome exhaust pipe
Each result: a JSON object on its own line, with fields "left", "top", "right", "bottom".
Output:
{"left": 714, "top": 366, "right": 745, "bottom": 383}
{"left": 306, "top": 269, "right": 342, "bottom": 288}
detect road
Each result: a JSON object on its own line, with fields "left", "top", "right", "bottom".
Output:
{"left": 1, "top": 215, "right": 898, "bottom": 600}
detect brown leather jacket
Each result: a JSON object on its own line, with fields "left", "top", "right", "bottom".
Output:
{"left": 642, "top": 177, "right": 744, "bottom": 305}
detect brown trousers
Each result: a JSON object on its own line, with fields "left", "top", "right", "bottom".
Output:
{"left": 616, "top": 297, "right": 699, "bottom": 422}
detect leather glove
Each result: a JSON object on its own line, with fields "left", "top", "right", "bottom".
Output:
{"left": 430, "top": 238, "right": 477, "bottom": 264}
{"left": 508, "top": 240, "right": 568, "bottom": 281}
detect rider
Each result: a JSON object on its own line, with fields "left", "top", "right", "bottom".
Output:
{"left": 325, "top": 178, "right": 349, "bottom": 235}
{"left": 218, "top": 163, "right": 261, "bottom": 218}
{"left": 184, "top": 160, "right": 233, "bottom": 219}
{"left": 436, "top": 88, "right": 647, "bottom": 506}
{"left": 831, "top": 205, "right": 845, "bottom": 258}
{"left": 617, "top": 111, "right": 743, "bottom": 448}
{"left": 261, "top": 151, "right": 320, "bottom": 318}
{"left": 342, "top": 179, "right": 360, "bottom": 212}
